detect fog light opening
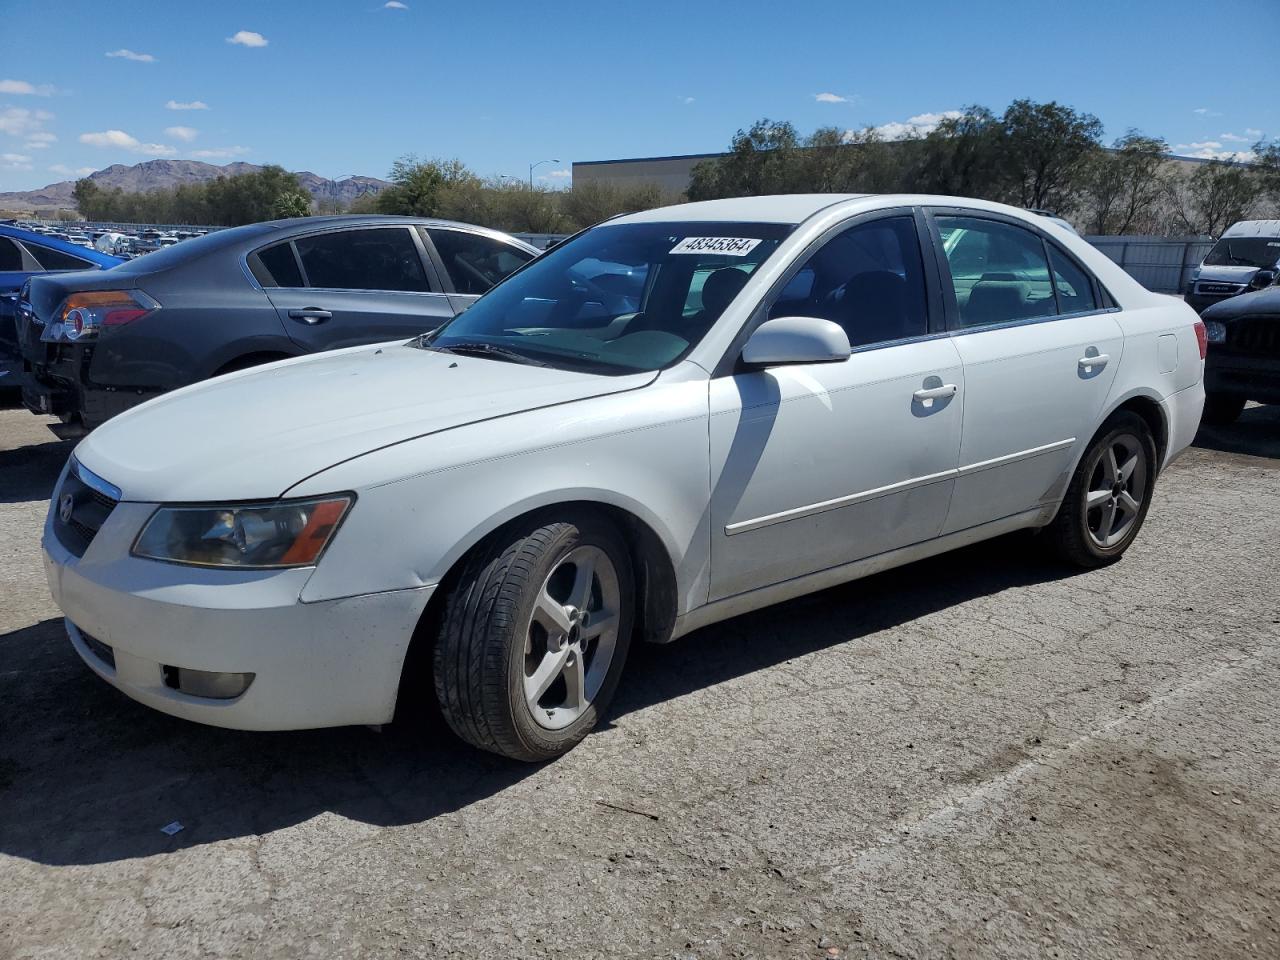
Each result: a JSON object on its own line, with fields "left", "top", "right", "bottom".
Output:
{"left": 162, "top": 666, "right": 254, "bottom": 700}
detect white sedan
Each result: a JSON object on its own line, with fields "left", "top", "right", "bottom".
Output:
{"left": 43, "top": 194, "right": 1206, "bottom": 760}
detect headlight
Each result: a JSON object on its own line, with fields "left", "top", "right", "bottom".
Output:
{"left": 40, "top": 289, "right": 161, "bottom": 343}
{"left": 131, "top": 495, "right": 354, "bottom": 568}
{"left": 1204, "top": 320, "right": 1227, "bottom": 344}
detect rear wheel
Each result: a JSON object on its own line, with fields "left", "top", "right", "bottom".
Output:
{"left": 1045, "top": 412, "right": 1157, "bottom": 568}
{"left": 433, "top": 512, "right": 634, "bottom": 761}
{"left": 1201, "top": 392, "right": 1246, "bottom": 426}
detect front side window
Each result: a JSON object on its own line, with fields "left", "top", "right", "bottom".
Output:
{"left": 422, "top": 221, "right": 791, "bottom": 374}
{"left": 427, "top": 229, "right": 534, "bottom": 295}
{"left": 294, "top": 228, "right": 430, "bottom": 292}
{"left": 768, "top": 216, "right": 928, "bottom": 347}
{"left": 937, "top": 216, "right": 1057, "bottom": 327}
{"left": 26, "top": 242, "right": 93, "bottom": 271}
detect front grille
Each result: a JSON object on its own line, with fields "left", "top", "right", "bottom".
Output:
{"left": 51, "top": 466, "right": 119, "bottom": 558}
{"left": 1227, "top": 316, "right": 1280, "bottom": 357}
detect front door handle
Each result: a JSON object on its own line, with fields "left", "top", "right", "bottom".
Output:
{"left": 288, "top": 307, "right": 332, "bottom": 324}
{"left": 913, "top": 383, "right": 958, "bottom": 404}
{"left": 1078, "top": 352, "right": 1109, "bottom": 371}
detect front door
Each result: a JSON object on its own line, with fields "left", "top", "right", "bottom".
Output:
{"left": 929, "top": 212, "right": 1124, "bottom": 533}
{"left": 708, "top": 213, "right": 964, "bottom": 601}
{"left": 262, "top": 225, "right": 456, "bottom": 351}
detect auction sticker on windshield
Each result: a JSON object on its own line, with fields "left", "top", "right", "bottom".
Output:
{"left": 670, "top": 237, "right": 762, "bottom": 256}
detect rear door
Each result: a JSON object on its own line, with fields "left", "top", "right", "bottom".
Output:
{"left": 0, "top": 237, "right": 29, "bottom": 367}
{"left": 256, "top": 225, "right": 455, "bottom": 351}
{"left": 928, "top": 209, "right": 1124, "bottom": 533}
{"left": 422, "top": 227, "right": 536, "bottom": 313}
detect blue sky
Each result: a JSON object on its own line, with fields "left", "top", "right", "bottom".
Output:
{"left": 2, "top": 0, "right": 1277, "bottom": 192}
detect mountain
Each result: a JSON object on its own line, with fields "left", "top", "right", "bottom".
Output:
{"left": 0, "top": 159, "right": 391, "bottom": 213}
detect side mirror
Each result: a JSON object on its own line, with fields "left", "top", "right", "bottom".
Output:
{"left": 741, "top": 316, "right": 851, "bottom": 368}
{"left": 1250, "top": 269, "right": 1277, "bottom": 290}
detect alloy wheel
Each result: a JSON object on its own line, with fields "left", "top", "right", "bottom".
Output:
{"left": 1085, "top": 433, "right": 1148, "bottom": 549}
{"left": 523, "top": 545, "right": 621, "bottom": 731}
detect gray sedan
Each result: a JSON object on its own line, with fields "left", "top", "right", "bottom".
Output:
{"left": 17, "top": 215, "right": 538, "bottom": 430}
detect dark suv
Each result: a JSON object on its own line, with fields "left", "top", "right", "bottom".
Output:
{"left": 17, "top": 215, "right": 537, "bottom": 431}
{"left": 1199, "top": 275, "right": 1280, "bottom": 424}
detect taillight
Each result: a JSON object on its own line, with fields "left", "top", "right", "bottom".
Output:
{"left": 40, "top": 289, "right": 161, "bottom": 343}
{"left": 1193, "top": 319, "right": 1208, "bottom": 360}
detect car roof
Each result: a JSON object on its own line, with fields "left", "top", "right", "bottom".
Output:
{"left": 1221, "top": 220, "right": 1280, "bottom": 239}
{"left": 0, "top": 223, "right": 122, "bottom": 266}
{"left": 608, "top": 193, "right": 1076, "bottom": 228}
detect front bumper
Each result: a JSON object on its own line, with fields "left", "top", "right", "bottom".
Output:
{"left": 42, "top": 497, "right": 434, "bottom": 730}
{"left": 1204, "top": 349, "right": 1280, "bottom": 403}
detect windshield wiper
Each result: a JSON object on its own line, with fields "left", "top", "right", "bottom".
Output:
{"left": 432, "top": 341, "right": 551, "bottom": 367}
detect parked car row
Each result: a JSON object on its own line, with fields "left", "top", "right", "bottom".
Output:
{"left": 1183, "top": 219, "right": 1280, "bottom": 424}
{"left": 11, "top": 215, "right": 538, "bottom": 430}
{"left": 35, "top": 194, "right": 1206, "bottom": 761}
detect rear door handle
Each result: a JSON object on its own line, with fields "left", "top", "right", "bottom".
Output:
{"left": 288, "top": 308, "right": 332, "bottom": 324}
{"left": 913, "top": 383, "right": 958, "bottom": 403}
{"left": 1078, "top": 353, "right": 1109, "bottom": 370}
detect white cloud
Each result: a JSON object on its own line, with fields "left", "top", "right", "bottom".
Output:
{"left": 384, "top": 1, "right": 409, "bottom": 8}
{"left": 1220, "top": 132, "right": 1250, "bottom": 143}
{"left": 1192, "top": 106, "right": 1222, "bottom": 117}
{"left": 79, "top": 129, "right": 177, "bottom": 156}
{"left": 678, "top": 95, "right": 695, "bottom": 105}
{"left": 1245, "top": 128, "right": 1263, "bottom": 138}
{"left": 227, "top": 30, "right": 268, "bottom": 47}
{"left": 77, "top": 166, "right": 96, "bottom": 176}
{"left": 189, "top": 145, "right": 251, "bottom": 159}
{"left": 0, "top": 106, "right": 53, "bottom": 139}
{"left": 48, "top": 163, "right": 72, "bottom": 175}
{"left": 166, "top": 99, "right": 209, "bottom": 111}
{"left": 540, "top": 168, "right": 571, "bottom": 180}
{"left": 106, "top": 48, "right": 156, "bottom": 62}
{"left": 1, "top": 152, "right": 33, "bottom": 170}
{"left": 0, "top": 79, "right": 55, "bottom": 96}
{"left": 24, "top": 132, "right": 56, "bottom": 143}
{"left": 165, "top": 125, "right": 198, "bottom": 142}
{"left": 861, "top": 110, "right": 962, "bottom": 141}
{"left": 1175, "top": 140, "right": 1254, "bottom": 161}
{"left": 814, "top": 92, "right": 848, "bottom": 104}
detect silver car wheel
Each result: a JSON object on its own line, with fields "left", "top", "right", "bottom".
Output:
{"left": 523, "top": 544, "right": 621, "bottom": 731}
{"left": 1085, "top": 433, "right": 1148, "bottom": 549}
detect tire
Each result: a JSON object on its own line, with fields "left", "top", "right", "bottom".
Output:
{"left": 1201, "top": 392, "right": 1246, "bottom": 426}
{"left": 1044, "top": 412, "right": 1158, "bottom": 569}
{"left": 433, "top": 511, "right": 634, "bottom": 761}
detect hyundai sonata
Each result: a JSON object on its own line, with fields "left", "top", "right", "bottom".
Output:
{"left": 43, "top": 194, "right": 1206, "bottom": 760}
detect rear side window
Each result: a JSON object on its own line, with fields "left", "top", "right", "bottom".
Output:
{"left": 26, "top": 242, "right": 93, "bottom": 271}
{"left": 253, "top": 242, "right": 304, "bottom": 288}
{"left": 294, "top": 228, "right": 431, "bottom": 292}
{"left": 0, "top": 238, "right": 22, "bottom": 271}
{"left": 427, "top": 229, "right": 533, "bottom": 295}
{"left": 937, "top": 217, "right": 1055, "bottom": 327}
{"left": 1047, "top": 245, "right": 1098, "bottom": 314}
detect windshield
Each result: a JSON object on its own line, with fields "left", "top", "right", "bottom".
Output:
{"left": 421, "top": 221, "right": 792, "bottom": 374}
{"left": 1203, "top": 237, "right": 1280, "bottom": 269}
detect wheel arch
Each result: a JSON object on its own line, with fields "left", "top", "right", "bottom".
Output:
{"left": 1099, "top": 389, "right": 1170, "bottom": 471}
{"left": 394, "top": 494, "right": 682, "bottom": 724}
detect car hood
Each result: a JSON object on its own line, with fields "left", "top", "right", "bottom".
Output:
{"left": 1202, "top": 285, "right": 1280, "bottom": 321}
{"left": 1196, "top": 264, "right": 1261, "bottom": 283}
{"left": 74, "top": 342, "right": 655, "bottom": 502}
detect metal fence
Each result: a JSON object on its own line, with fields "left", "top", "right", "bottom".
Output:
{"left": 1084, "top": 236, "right": 1214, "bottom": 295}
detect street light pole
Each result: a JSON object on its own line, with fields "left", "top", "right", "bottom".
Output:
{"left": 528, "top": 158, "right": 561, "bottom": 189}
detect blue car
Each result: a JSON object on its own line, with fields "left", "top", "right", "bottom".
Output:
{"left": 1, "top": 224, "right": 122, "bottom": 387}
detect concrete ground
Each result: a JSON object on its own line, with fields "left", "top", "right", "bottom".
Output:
{"left": 0, "top": 399, "right": 1278, "bottom": 960}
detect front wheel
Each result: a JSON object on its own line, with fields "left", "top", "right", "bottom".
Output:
{"left": 1044, "top": 412, "right": 1158, "bottom": 568}
{"left": 433, "top": 512, "right": 634, "bottom": 761}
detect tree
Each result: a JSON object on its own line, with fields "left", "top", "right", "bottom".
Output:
{"left": 687, "top": 119, "right": 804, "bottom": 200}
{"left": 1168, "top": 158, "right": 1263, "bottom": 236}
{"left": 72, "top": 178, "right": 102, "bottom": 218}
{"left": 1080, "top": 132, "right": 1170, "bottom": 235}
{"left": 915, "top": 106, "right": 1006, "bottom": 199}
{"left": 998, "top": 99, "right": 1104, "bottom": 211}
{"left": 271, "top": 190, "right": 312, "bottom": 219}
{"left": 1253, "top": 137, "right": 1280, "bottom": 203}
{"left": 375, "top": 156, "right": 479, "bottom": 218}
